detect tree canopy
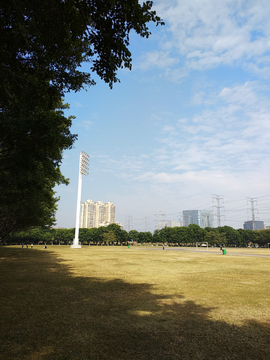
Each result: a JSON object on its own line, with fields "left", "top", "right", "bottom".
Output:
{"left": 1, "top": 0, "right": 163, "bottom": 100}
{"left": 4, "top": 225, "right": 270, "bottom": 247}
{"left": 0, "top": 100, "right": 76, "bottom": 238}
{"left": 0, "top": 1, "right": 163, "bottom": 238}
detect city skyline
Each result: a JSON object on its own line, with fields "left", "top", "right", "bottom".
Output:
{"left": 63, "top": 195, "right": 270, "bottom": 233}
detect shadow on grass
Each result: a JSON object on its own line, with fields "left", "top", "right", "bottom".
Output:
{"left": 0, "top": 247, "right": 269, "bottom": 360}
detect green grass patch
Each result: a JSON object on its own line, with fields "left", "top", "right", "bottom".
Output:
{"left": 1, "top": 246, "right": 270, "bottom": 359}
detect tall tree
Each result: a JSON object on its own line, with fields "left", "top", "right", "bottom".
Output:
{"left": 0, "top": 101, "right": 76, "bottom": 238}
{"left": 0, "top": 1, "right": 163, "bottom": 237}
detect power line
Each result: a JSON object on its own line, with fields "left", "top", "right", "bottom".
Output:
{"left": 122, "top": 195, "right": 270, "bottom": 232}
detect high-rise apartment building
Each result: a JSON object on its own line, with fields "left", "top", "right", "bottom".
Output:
{"left": 80, "top": 200, "right": 115, "bottom": 228}
{"left": 183, "top": 210, "right": 213, "bottom": 228}
{"left": 106, "top": 201, "right": 115, "bottom": 223}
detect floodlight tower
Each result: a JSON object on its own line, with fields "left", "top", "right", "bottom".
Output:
{"left": 71, "top": 151, "right": 89, "bottom": 248}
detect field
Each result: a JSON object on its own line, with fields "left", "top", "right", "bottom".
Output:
{"left": 1, "top": 245, "right": 270, "bottom": 359}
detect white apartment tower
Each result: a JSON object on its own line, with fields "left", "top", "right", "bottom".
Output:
{"left": 106, "top": 201, "right": 115, "bottom": 223}
{"left": 80, "top": 200, "right": 115, "bottom": 228}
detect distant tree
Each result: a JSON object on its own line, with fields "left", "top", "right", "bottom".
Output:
{"left": 137, "top": 232, "right": 146, "bottom": 243}
{"left": 158, "top": 227, "right": 174, "bottom": 244}
{"left": 77, "top": 228, "right": 90, "bottom": 245}
{"left": 137, "top": 231, "right": 153, "bottom": 243}
{"left": 217, "top": 226, "right": 240, "bottom": 246}
{"left": 152, "top": 229, "right": 160, "bottom": 243}
{"left": 106, "top": 224, "right": 123, "bottom": 244}
{"left": 255, "top": 229, "right": 270, "bottom": 247}
{"left": 175, "top": 227, "right": 189, "bottom": 246}
{"left": 129, "top": 230, "right": 140, "bottom": 243}
{"left": 167, "top": 227, "right": 178, "bottom": 244}
{"left": 94, "top": 227, "right": 107, "bottom": 245}
{"left": 102, "top": 231, "right": 116, "bottom": 245}
{"left": 187, "top": 224, "right": 206, "bottom": 244}
{"left": 205, "top": 227, "right": 217, "bottom": 233}
{"left": 56, "top": 228, "right": 74, "bottom": 245}
{"left": 144, "top": 231, "right": 153, "bottom": 243}
{"left": 204, "top": 231, "right": 226, "bottom": 246}
{"left": 119, "top": 229, "right": 129, "bottom": 244}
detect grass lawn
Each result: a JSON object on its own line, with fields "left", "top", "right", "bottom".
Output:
{"left": 0, "top": 245, "right": 270, "bottom": 359}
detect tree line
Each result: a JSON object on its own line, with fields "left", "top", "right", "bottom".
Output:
{"left": 3, "top": 224, "right": 270, "bottom": 247}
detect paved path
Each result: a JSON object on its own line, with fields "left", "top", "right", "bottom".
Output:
{"left": 136, "top": 246, "right": 270, "bottom": 258}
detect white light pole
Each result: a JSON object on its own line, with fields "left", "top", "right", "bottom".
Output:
{"left": 71, "top": 151, "right": 89, "bottom": 248}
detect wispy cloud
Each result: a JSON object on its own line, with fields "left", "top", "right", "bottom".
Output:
{"left": 157, "top": 82, "right": 270, "bottom": 172}
{"left": 137, "top": 50, "right": 178, "bottom": 70}
{"left": 77, "top": 120, "right": 94, "bottom": 130}
{"left": 152, "top": 0, "right": 270, "bottom": 76}
{"left": 91, "top": 81, "right": 270, "bottom": 185}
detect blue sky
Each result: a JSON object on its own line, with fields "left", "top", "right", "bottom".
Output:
{"left": 55, "top": 0, "right": 270, "bottom": 231}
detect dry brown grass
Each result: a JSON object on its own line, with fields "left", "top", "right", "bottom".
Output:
{"left": 1, "top": 245, "right": 270, "bottom": 359}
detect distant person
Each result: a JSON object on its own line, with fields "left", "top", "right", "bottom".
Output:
{"left": 31, "top": 244, "right": 33, "bottom": 249}
{"left": 22, "top": 244, "right": 24, "bottom": 248}
{"left": 163, "top": 243, "right": 165, "bottom": 250}
{"left": 220, "top": 245, "right": 223, "bottom": 251}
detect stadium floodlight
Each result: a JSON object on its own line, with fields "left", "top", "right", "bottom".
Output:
{"left": 71, "top": 151, "right": 90, "bottom": 248}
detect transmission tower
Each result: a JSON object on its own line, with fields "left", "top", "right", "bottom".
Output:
{"left": 212, "top": 195, "right": 224, "bottom": 227}
{"left": 247, "top": 197, "right": 258, "bottom": 229}
{"left": 143, "top": 216, "right": 150, "bottom": 232}
{"left": 125, "top": 215, "right": 133, "bottom": 232}
{"left": 155, "top": 211, "right": 166, "bottom": 230}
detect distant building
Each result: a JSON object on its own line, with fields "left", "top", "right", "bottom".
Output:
{"left": 165, "top": 220, "right": 181, "bottom": 228}
{"left": 183, "top": 210, "right": 213, "bottom": 228}
{"left": 80, "top": 200, "right": 115, "bottom": 228}
{"left": 243, "top": 220, "right": 264, "bottom": 230}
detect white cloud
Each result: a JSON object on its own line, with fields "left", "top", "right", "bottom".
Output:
{"left": 137, "top": 50, "right": 178, "bottom": 70}
{"left": 153, "top": 0, "right": 270, "bottom": 74}
{"left": 154, "top": 81, "right": 270, "bottom": 174}
{"left": 218, "top": 81, "right": 259, "bottom": 105}
{"left": 78, "top": 120, "right": 94, "bottom": 130}
{"left": 90, "top": 81, "right": 270, "bottom": 183}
